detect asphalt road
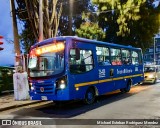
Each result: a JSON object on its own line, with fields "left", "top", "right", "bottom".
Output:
{"left": 0, "top": 82, "right": 160, "bottom": 128}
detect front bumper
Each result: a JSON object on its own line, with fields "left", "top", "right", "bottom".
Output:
{"left": 143, "top": 78, "right": 156, "bottom": 84}
{"left": 29, "top": 89, "right": 70, "bottom": 101}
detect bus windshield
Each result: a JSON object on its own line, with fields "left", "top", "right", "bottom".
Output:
{"left": 144, "top": 67, "right": 155, "bottom": 73}
{"left": 29, "top": 52, "right": 64, "bottom": 77}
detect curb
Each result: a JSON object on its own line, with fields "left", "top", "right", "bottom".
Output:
{"left": 0, "top": 101, "right": 44, "bottom": 112}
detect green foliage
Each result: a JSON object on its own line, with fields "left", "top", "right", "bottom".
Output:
{"left": 92, "top": 0, "right": 160, "bottom": 51}
{"left": 76, "top": 12, "right": 105, "bottom": 40}
{"left": 92, "top": 0, "right": 146, "bottom": 37}
{"left": 76, "top": 21, "right": 105, "bottom": 40}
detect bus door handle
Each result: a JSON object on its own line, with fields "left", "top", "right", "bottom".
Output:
{"left": 110, "top": 69, "right": 114, "bottom": 77}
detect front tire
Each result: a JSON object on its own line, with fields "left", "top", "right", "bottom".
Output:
{"left": 84, "top": 88, "right": 96, "bottom": 105}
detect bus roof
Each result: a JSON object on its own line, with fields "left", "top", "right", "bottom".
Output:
{"left": 31, "top": 36, "right": 141, "bottom": 51}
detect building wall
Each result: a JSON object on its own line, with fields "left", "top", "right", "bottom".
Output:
{"left": 144, "top": 37, "right": 160, "bottom": 65}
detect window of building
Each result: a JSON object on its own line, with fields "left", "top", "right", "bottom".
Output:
{"left": 111, "top": 48, "right": 122, "bottom": 65}
{"left": 149, "top": 48, "right": 153, "bottom": 53}
{"left": 69, "top": 49, "right": 94, "bottom": 74}
{"left": 96, "top": 46, "right": 111, "bottom": 66}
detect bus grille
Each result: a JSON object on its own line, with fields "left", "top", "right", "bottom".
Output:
{"left": 34, "top": 82, "right": 54, "bottom": 94}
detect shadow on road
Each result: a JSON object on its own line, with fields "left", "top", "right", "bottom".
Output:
{"left": 11, "top": 84, "right": 152, "bottom": 118}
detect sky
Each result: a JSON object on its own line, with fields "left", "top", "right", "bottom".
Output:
{"left": 0, "top": 0, "right": 15, "bottom": 66}
{"left": 0, "top": 0, "right": 159, "bottom": 66}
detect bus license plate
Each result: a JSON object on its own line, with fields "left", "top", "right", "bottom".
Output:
{"left": 41, "top": 96, "right": 47, "bottom": 100}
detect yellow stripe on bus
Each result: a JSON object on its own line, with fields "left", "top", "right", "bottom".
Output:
{"left": 132, "top": 74, "right": 143, "bottom": 77}
{"left": 75, "top": 81, "right": 99, "bottom": 88}
{"left": 99, "top": 79, "right": 112, "bottom": 83}
{"left": 74, "top": 74, "right": 143, "bottom": 88}
{"left": 113, "top": 77, "right": 124, "bottom": 80}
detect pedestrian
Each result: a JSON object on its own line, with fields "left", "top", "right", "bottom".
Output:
{"left": 13, "top": 66, "right": 29, "bottom": 100}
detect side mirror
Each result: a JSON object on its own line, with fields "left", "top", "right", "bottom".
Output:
{"left": 70, "top": 48, "right": 80, "bottom": 60}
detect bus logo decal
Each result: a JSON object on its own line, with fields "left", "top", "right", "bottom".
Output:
{"left": 99, "top": 69, "right": 106, "bottom": 78}
{"left": 38, "top": 81, "right": 44, "bottom": 83}
{"left": 117, "top": 69, "right": 132, "bottom": 74}
{"left": 40, "top": 87, "right": 44, "bottom": 92}
{"left": 135, "top": 67, "right": 138, "bottom": 71}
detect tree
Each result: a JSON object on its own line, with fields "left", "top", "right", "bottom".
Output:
{"left": 76, "top": 12, "right": 105, "bottom": 40}
{"left": 57, "top": 0, "right": 94, "bottom": 36}
{"left": 16, "top": 0, "right": 62, "bottom": 40}
{"left": 91, "top": 0, "right": 160, "bottom": 51}
{"left": 16, "top": 0, "right": 93, "bottom": 52}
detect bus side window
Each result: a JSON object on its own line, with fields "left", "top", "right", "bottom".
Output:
{"left": 111, "top": 48, "right": 122, "bottom": 65}
{"left": 131, "top": 51, "right": 140, "bottom": 65}
{"left": 122, "top": 49, "right": 131, "bottom": 65}
{"left": 96, "top": 46, "right": 111, "bottom": 66}
{"left": 69, "top": 49, "right": 94, "bottom": 73}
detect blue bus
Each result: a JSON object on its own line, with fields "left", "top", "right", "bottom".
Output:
{"left": 28, "top": 36, "right": 144, "bottom": 104}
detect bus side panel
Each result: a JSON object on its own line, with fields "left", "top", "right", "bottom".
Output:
{"left": 113, "top": 65, "right": 127, "bottom": 90}
{"left": 96, "top": 66, "right": 115, "bottom": 95}
{"left": 132, "top": 65, "right": 144, "bottom": 85}
{"left": 67, "top": 41, "right": 99, "bottom": 100}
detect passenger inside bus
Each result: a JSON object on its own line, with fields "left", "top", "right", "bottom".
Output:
{"left": 98, "top": 56, "right": 111, "bottom": 66}
{"left": 112, "top": 57, "right": 122, "bottom": 65}
{"left": 122, "top": 58, "right": 131, "bottom": 65}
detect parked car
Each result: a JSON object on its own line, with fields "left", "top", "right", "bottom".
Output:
{"left": 0, "top": 66, "right": 14, "bottom": 94}
{"left": 143, "top": 65, "right": 160, "bottom": 84}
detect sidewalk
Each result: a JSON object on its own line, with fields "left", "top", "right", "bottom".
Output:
{"left": 0, "top": 93, "right": 43, "bottom": 112}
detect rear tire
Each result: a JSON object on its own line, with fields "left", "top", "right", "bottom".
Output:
{"left": 84, "top": 88, "right": 96, "bottom": 105}
{"left": 120, "top": 81, "right": 131, "bottom": 93}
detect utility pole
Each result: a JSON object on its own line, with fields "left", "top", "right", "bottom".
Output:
{"left": 10, "top": 0, "right": 21, "bottom": 66}
{"left": 39, "top": 0, "right": 43, "bottom": 42}
{"left": 154, "top": 36, "right": 156, "bottom": 65}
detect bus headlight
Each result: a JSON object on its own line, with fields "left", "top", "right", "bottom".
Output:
{"left": 59, "top": 80, "right": 66, "bottom": 89}
{"left": 31, "top": 86, "right": 34, "bottom": 90}
{"left": 56, "top": 76, "right": 67, "bottom": 90}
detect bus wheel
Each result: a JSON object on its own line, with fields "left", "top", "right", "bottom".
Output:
{"left": 84, "top": 88, "right": 95, "bottom": 105}
{"left": 120, "top": 81, "right": 131, "bottom": 93}
{"left": 120, "top": 88, "right": 126, "bottom": 93}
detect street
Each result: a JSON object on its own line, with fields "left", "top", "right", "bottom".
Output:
{"left": 0, "top": 83, "right": 160, "bottom": 128}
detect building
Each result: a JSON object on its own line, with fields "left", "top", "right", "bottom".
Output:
{"left": 144, "top": 36, "right": 160, "bottom": 65}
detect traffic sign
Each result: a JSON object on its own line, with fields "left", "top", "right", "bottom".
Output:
{"left": 0, "top": 35, "right": 3, "bottom": 51}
